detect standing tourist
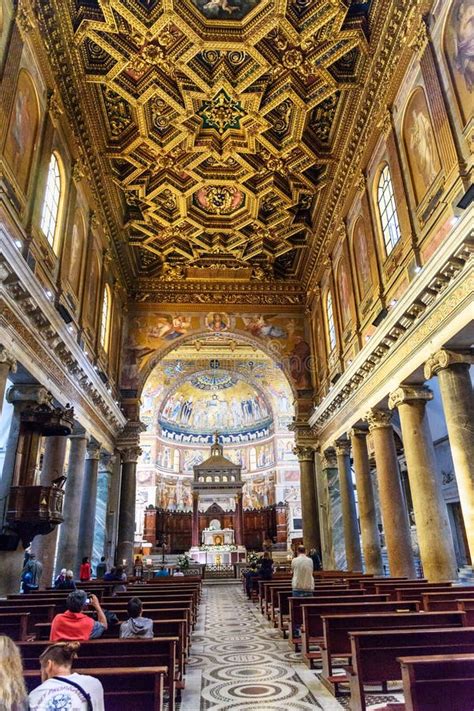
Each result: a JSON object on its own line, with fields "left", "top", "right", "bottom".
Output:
{"left": 291, "top": 545, "right": 314, "bottom": 637}
{"left": 79, "top": 557, "right": 91, "bottom": 582}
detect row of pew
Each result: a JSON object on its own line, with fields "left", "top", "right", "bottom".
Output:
{"left": 0, "top": 575, "right": 203, "bottom": 711}
{"left": 249, "top": 571, "right": 474, "bottom": 711}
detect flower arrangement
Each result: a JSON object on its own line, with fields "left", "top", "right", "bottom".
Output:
{"left": 176, "top": 553, "right": 191, "bottom": 571}
{"left": 247, "top": 551, "right": 259, "bottom": 565}
{"left": 198, "top": 544, "right": 237, "bottom": 552}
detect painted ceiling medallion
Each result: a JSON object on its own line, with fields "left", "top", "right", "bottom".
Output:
{"left": 191, "top": 0, "right": 260, "bottom": 21}
{"left": 194, "top": 186, "right": 245, "bottom": 215}
{"left": 198, "top": 89, "right": 247, "bottom": 134}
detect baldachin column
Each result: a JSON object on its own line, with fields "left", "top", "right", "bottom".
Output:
{"left": 366, "top": 408, "right": 416, "bottom": 578}
{"left": 350, "top": 428, "right": 383, "bottom": 575}
{"left": 55, "top": 426, "right": 89, "bottom": 577}
{"left": 116, "top": 445, "right": 141, "bottom": 573}
{"left": 389, "top": 385, "right": 457, "bottom": 581}
{"left": 335, "top": 439, "right": 363, "bottom": 571}
{"left": 294, "top": 445, "right": 321, "bottom": 553}
{"left": 425, "top": 350, "right": 474, "bottom": 563}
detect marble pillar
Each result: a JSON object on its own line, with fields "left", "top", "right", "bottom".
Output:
{"left": 295, "top": 445, "right": 321, "bottom": 553}
{"left": 366, "top": 409, "right": 416, "bottom": 578}
{"left": 55, "top": 427, "right": 89, "bottom": 577}
{"left": 76, "top": 441, "right": 101, "bottom": 571}
{"left": 335, "top": 439, "right": 363, "bottom": 572}
{"left": 314, "top": 450, "right": 334, "bottom": 569}
{"left": 425, "top": 350, "right": 474, "bottom": 563}
{"left": 322, "top": 451, "right": 346, "bottom": 569}
{"left": 92, "top": 452, "right": 115, "bottom": 572}
{"left": 192, "top": 492, "right": 199, "bottom": 547}
{"left": 116, "top": 445, "right": 141, "bottom": 573}
{"left": 389, "top": 385, "right": 457, "bottom": 582}
{"left": 350, "top": 428, "right": 383, "bottom": 575}
{"left": 31, "top": 434, "right": 68, "bottom": 586}
{"left": 0, "top": 346, "right": 17, "bottom": 415}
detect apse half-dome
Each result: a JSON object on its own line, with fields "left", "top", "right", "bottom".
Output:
{"left": 158, "top": 369, "right": 273, "bottom": 443}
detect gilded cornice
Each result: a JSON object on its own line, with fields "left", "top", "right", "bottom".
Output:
{"left": 308, "top": 211, "right": 473, "bottom": 445}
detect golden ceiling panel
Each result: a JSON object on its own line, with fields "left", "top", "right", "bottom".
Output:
{"left": 51, "top": 0, "right": 370, "bottom": 281}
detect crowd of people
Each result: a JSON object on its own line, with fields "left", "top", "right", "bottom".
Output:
{"left": 0, "top": 590, "right": 163, "bottom": 709}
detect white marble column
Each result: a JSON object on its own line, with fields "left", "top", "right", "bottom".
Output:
{"left": 425, "top": 350, "right": 474, "bottom": 563}
{"left": 92, "top": 452, "right": 116, "bottom": 570}
{"left": 389, "top": 385, "right": 457, "bottom": 582}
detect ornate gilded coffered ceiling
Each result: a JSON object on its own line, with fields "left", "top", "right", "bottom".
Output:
{"left": 33, "top": 0, "right": 377, "bottom": 289}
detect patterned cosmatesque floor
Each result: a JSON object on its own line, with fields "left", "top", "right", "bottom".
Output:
{"left": 179, "top": 582, "right": 344, "bottom": 711}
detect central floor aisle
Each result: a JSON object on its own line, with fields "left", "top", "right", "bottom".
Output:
{"left": 180, "top": 582, "right": 344, "bottom": 711}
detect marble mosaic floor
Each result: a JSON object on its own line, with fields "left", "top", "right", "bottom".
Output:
{"left": 179, "top": 582, "right": 344, "bottom": 711}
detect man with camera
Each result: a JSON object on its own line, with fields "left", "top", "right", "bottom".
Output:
{"left": 50, "top": 590, "right": 108, "bottom": 641}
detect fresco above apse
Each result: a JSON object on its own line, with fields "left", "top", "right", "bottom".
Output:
{"left": 122, "top": 308, "right": 310, "bottom": 392}
{"left": 158, "top": 374, "right": 272, "bottom": 443}
{"left": 191, "top": 0, "right": 260, "bottom": 21}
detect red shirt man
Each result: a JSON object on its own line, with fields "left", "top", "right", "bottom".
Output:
{"left": 50, "top": 590, "right": 107, "bottom": 641}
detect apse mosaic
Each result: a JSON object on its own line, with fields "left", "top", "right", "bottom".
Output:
{"left": 159, "top": 376, "right": 272, "bottom": 441}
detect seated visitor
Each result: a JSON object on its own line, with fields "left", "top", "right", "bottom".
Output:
{"left": 119, "top": 597, "right": 153, "bottom": 639}
{"left": 50, "top": 590, "right": 107, "bottom": 641}
{"left": 79, "top": 557, "right": 91, "bottom": 583}
{"left": 155, "top": 565, "right": 169, "bottom": 577}
{"left": 29, "top": 641, "right": 104, "bottom": 711}
{"left": 54, "top": 569, "right": 76, "bottom": 590}
{"left": 110, "top": 565, "right": 127, "bottom": 594}
{"left": 244, "top": 563, "right": 259, "bottom": 598}
{"left": 309, "top": 548, "right": 322, "bottom": 571}
{"left": 258, "top": 551, "right": 273, "bottom": 580}
{"left": 0, "top": 635, "right": 28, "bottom": 711}
{"left": 54, "top": 568, "right": 67, "bottom": 588}
{"left": 95, "top": 556, "right": 107, "bottom": 579}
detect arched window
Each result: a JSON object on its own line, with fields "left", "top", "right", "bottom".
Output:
{"left": 377, "top": 165, "right": 401, "bottom": 255}
{"left": 40, "top": 153, "right": 62, "bottom": 248}
{"left": 326, "top": 291, "right": 336, "bottom": 352}
{"left": 100, "top": 284, "right": 111, "bottom": 351}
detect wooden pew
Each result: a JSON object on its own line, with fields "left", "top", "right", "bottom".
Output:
{"left": 0, "top": 604, "right": 56, "bottom": 628}
{"left": 19, "top": 637, "right": 179, "bottom": 711}
{"left": 0, "top": 611, "right": 30, "bottom": 641}
{"left": 300, "top": 601, "right": 420, "bottom": 668}
{"left": 25, "top": 666, "right": 167, "bottom": 711}
{"left": 457, "top": 599, "right": 474, "bottom": 626}
{"left": 267, "top": 584, "right": 348, "bottom": 625}
{"left": 348, "top": 627, "right": 474, "bottom": 711}
{"left": 398, "top": 653, "right": 474, "bottom": 711}
{"left": 395, "top": 585, "right": 474, "bottom": 603}
{"left": 288, "top": 594, "right": 390, "bottom": 649}
{"left": 277, "top": 589, "right": 367, "bottom": 636}
{"left": 319, "top": 610, "right": 467, "bottom": 695}
{"left": 422, "top": 589, "right": 474, "bottom": 611}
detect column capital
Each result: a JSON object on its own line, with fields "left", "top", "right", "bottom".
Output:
{"left": 0, "top": 345, "right": 17, "bottom": 373}
{"left": 6, "top": 384, "right": 53, "bottom": 407}
{"left": 119, "top": 446, "right": 142, "bottom": 464}
{"left": 69, "top": 425, "right": 89, "bottom": 441}
{"left": 321, "top": 450, "right": 337, "bottom": 469}
{"left": 293, "top": 445, "right": 314, "bottom": 462}
{"left": 424, "top": 349, "right": 474, "bottom": 380}
{"left": 388, "top": 384, "right": 432, "bottom": 410}
{"left": 86, "top": 441, "right": 102, "bottom": 460}
{"left": 334, "top": 439, "right": 351, "bottom": 456}
{"left": 349, "top": 427, "right": 368, "bottom": 439}
{"left": 99, "top": 451, "right": 116, "bottom": 472}
{"left": 365, "top": 408, "right": 392, "bottom": 431}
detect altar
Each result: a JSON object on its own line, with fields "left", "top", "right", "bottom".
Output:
{"left": 202, "top": 525, "right": 234, "bottom": 547}
{"left": 189, "top": 520, "right": 246, "bottom": 565}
